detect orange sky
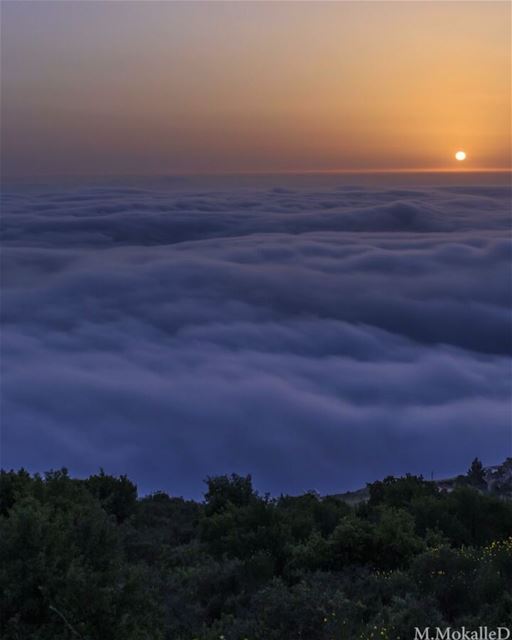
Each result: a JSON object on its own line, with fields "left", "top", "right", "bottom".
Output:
{"left": 1, "top": 1, "right": 510, "bottom": 177}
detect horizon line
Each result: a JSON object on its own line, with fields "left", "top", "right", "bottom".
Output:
{"left": 3, "top": 167, "right": 512, "bottom": 182}
{"left": 227, "top": 167, "right": 512, "bottom": 176}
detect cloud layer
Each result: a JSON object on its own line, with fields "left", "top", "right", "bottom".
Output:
{"left": 1, "top": 180, "right": 511, "bottom": 496}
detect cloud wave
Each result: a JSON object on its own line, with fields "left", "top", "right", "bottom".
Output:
{"left": 1, "top": 181, "right": 511, "bottom": 495}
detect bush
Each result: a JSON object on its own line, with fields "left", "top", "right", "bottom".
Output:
{"left": 2, "top": 465, "right": 511, "bottom": 638}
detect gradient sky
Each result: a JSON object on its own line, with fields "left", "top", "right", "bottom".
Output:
{"left": 1, "top": 1, "right": 511, "bottom": 177}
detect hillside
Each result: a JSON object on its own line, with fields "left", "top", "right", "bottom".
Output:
{"left": 334, "top": 458, "right": 512, "bottom": 505}
{"left": 1, "top": 460, "right": 512, "bottom": 639}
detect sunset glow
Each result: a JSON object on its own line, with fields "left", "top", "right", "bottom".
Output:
{"left": 2, "top": 1, "right": 510, "bottom": 178}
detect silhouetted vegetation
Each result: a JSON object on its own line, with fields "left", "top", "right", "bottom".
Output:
{"left": 1, "top": 460, "right": 511, "bottom": 639}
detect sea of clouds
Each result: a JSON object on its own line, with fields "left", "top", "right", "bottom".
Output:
{"left": 1, "top": 178, "right": 511, "bottom": 496}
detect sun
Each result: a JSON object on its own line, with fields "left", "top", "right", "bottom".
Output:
{"left": 455, "top": 150, "right": 466, "bottom": 161}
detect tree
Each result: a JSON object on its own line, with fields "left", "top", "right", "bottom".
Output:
{"left": 467, "top": 457, "right": 487, "bottom": 490}
{"left": 327, "top": 515, "right": 375, "bottom": 568}
{"left": 83, "top": 469, "right": 138, "bottom": 523}
{"left": 204, "top": 474, "right": 256, "bottom": 515}
{"left": 0, "top": 469, "right": 33, "bottom": 516}
{"left": 368, "top": 474, "right": 438, "bottom": 509}
{"left": 0, "top": 471, "right": 162, "bottom": 639}
{"left": 373, "top": 507, "right": 425, "bottom": 569}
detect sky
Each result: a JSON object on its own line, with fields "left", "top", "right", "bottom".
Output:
{"left": 1, "top": 1, "right": 511, "bottom": 177}
{"left": 1, "top": 1, "right": 511, "bottom": 496}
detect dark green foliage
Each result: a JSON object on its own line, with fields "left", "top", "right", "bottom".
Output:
{"left": 1, "top": 466, "right": 511, "bottom": 639}
{"left": 467, "top": 457, "right": 487, "bottom": 490}
{"left": 82, "top": 469, "right": 137, "bottom": 523}
{"left": 204, "top": 474, "right": 256, "bottom": 515}
{"left": 368, "top": 473, "right": 438, "bottom": 508}
{"left": 0, "top": 469, "right": 162, "bottom": 640}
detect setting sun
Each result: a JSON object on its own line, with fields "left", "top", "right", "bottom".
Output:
{"left": 455, "top": 151, "right": 467, "bottom": 161}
